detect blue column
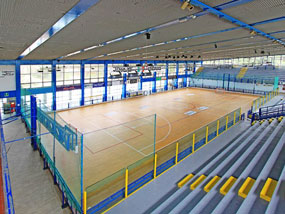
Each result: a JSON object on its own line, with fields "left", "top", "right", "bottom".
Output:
{"left": 152, "top": 72, "right": 157, "bottom": 93}
{"left": 184, "top": 70, "right": 188, "bottom": 87}
{"left": 52, "top": 61, "right": 56, "bottom": 111}
{"left": 103, "top": 62, "right": 108, "bottom": 102}
{"left": 227, "top": 74, "right": 230, "bottom": 91}
{"left": 139, "top": 76, "right": 143, "bottom": 90}
{"left": 80, "top": 62, "right": 85, "bottom": 106}
{"left": 164, "top": 62, "right": 169, "bottom": 91}
{"left": 175, "top": 62, "right": 179, "bottom": 88}
{"left": 222, "top": 73, "right": 225, "bottom": 89}
{"left": 122, "top": 73, "right": 127, "bottom": 99}
{"left": 15, "top": 60, "right": 21, "bottom": 115}
{"left": 30, "top": 95, "right": 37, "bottom": 150}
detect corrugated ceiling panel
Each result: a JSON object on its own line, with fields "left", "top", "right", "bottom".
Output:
{"left": 65, "top": 15, "right": 237, "bottom": 60}
{"left": 0, "top": 0, "right": 80, "bottom": 59}
{"left": 223, "top": 0, "right": 285, "bottom": 24}
{"left": 25, "top": 0, "right": 195, "bottom": 59}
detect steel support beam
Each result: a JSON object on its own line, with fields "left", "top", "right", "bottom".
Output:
{"left": 190, "top": 0, "right": 285, "bottom": 46}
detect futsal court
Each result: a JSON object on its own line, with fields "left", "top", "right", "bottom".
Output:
{"left": 55, "top": 88, "right": 257, "bottom": 188}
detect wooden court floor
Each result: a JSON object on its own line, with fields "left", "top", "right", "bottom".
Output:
{"left": 56, "top": 88, "right": 257, "bottom": 193}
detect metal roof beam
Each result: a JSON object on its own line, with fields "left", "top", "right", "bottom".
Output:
{"left": 189, "top": 0, "right": 285, "bottom": 46}
{"left": 17, "top": 0, "right": 101, "bottom": 60}
{"left": 59, "top": 0, "right": 254, "bottom": 60}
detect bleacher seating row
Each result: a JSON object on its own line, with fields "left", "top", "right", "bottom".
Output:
{"left": 196, "top": 67, "right": 285, "bottom": 82}
{"left": 150, "top": 117, "right": 285, "bottom": 214}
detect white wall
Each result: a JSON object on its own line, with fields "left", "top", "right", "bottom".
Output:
{"left": 0, "top": 65, "right": 16, "bottom": 91}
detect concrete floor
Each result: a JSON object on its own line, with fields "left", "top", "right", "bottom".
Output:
{"left": 3, "top": 119, "right": 71, "bottom": 214}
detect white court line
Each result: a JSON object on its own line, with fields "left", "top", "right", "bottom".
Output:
{"left": 127, "top": 112, "right": 172, "bottom": 145}
{"left": 102, "top": 129, "right": 146, "bottom": 157}
{"left": 124, "top": 143, "right": 147, "bottom": 157}
{"left": 155, "top": 113, "right": 172, "bottom": 144}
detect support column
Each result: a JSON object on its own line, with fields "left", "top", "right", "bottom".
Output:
{"left": 139, "top": 76, "right": 143, "bottom": 91}
{"left": 122, "top": 73, "right": 127, "bottom": 99}
{"left": 15, "top": 60, "right": 21, "bottom": 115}
{"left": 175, "top": 62, "right": 179, "bottom": 88}
{"left": 103, "top": 62, "right": 108, "bottom": 102}
{"left": 227, "top": 74, "right": 230, "bottom": 91}
{"left": 30, "top": 95, "right": 37, "bottom": 150}
{"left": 184, "top": 63, "right": 188, "bottom": 88}
{"left": 152, "top": 72, "right": 157, "bottom": 93}
{"left": 80, "top": 62, "right": 85, "bottom": 106}
{"left": 52, "top": 61, "right": 57, "bottom": 111}
{"left": 164, "top": 62, "right": 169, "bottom": 91}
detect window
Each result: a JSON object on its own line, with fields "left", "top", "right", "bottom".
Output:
{"left": 56, "top": 64, "right": 80, "bottom": 86}
{"left": 20, "top": 65, "right": 52, "bottom": 88}
{"left": 178, "top": 63, "right": 186, "bottom": 75}
{"left": 85, "top": 64, "right": 104, "bottom": 83}
{"left": 168, "top": 63, "right": 176, "bottom": 76}
{"left": 156, "top": 63, "right": 166, "bottom": 77}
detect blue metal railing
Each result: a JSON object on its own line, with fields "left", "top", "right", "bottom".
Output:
{"left": 0, "top": 110, "right": 15, "bottom": 214}
{"left": 252, "top": 103, "right": 285, "bottom": 122}
{"left": 259, "top": 103, "right": 285, "bottom": 120}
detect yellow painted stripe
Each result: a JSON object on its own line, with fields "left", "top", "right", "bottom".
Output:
{"left": 190, "top": 175, "right": 206, "bottom": 190}
{"left": 220, "top": 176, "right": 237, "bottom": 196}
{"left": 238, "top": 177, "right": 255, "bottom": 198}
{"left": 204, "top": 176, "right": 221, "bottom": 193}
{"left": 260, "top": 178, "right": 278, "bottom": 202}
{"left": 83, "top": 191, "right": 87, "bottom": 214}
{"left": 177, "top": 174, "right": 194, "bottom": 188}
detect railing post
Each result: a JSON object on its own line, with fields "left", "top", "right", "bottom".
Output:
{"left": 125, "top": 169, "right": 128, "bottom": 198}
{"left": 239, "top": 108, "right": 242, "bottom": 121}
{"left": 83, "top": 191, "right": 87, "bottom": 214}
{"left": 154, "top": 154, "right": 157, "bottom": 178}
{"left": 234, "top": 112, "right": 236, "bottom": 125}
{"left": 206, "top": 126, "right": 208, "bottom": 144}
{"left": 217, "top": 120, "right": 220, "bottom": 136}
{"left": 226, "top": 116, "right": 228, "bottom": 130}
{"left": 192, "top": 133, "right": 195, "bottom": 153}
{"left": 175, "top": 142, "right": 179, "bottom": 164}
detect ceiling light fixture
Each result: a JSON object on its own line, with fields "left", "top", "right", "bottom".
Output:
{"left": 145, "top": 33, "right": 151, "bottom": 40}
{"left": 250, "top": 31, "right": 257, "bottom": 36}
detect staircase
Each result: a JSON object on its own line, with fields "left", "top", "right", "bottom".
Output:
{"left": 149, "top": 118, "right": 285, "bottom": 214}
{"left": 237, "top": 67, "right": 248, "bottom": 79}
{"left": 193, "top": 67, "right": 204, "bottom": 77}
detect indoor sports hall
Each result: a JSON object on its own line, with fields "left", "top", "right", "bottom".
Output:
{"left": 0, "top": 1, "right": 285, "bottom": 214}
